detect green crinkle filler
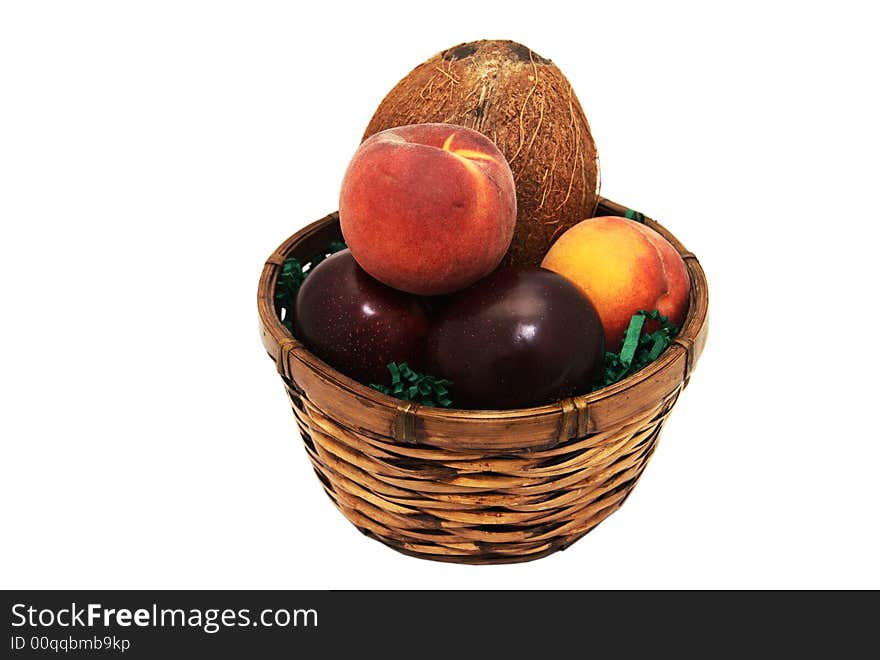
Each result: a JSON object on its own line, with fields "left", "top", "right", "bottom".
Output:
{"left": 624, "top": 208, "right": 645, "bottom": 223}
{"left": 648, "top": 333, "right": 667, "bottom": 361}
{"left": 370, "top": 362, "right": 454, "bottom": 408}
{"left": 593, "top": 309, "right": 680, "bottom": 391}
{"left": 618, "top": 313, "right": 646, "bottom": 368}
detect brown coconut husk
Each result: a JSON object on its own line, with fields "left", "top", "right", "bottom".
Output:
{"left": 362, "top": 39, "right": 601, "bottom": 267}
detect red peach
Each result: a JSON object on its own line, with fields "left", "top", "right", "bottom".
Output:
{"left": 540, "top": 216, "right": 690, "bottom": 351}
{"left": 338, "top": 123, "right": 517, "bottom": 295}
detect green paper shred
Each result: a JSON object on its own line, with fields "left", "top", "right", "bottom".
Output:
{"left": 593, "top": 309, "right": 680, "bottom": 391}
{"left": 648, "top": 333, "right": 667, "bottom": 361}
{"left": 370, "top": 362, "right": 454, "bottom": 408}
{"left": 618, "top": 313, "right": 646, "bottom": 368}
{"left": 388, "top": 362, "right": 400, "bottom": 383}
{"left": 624, "top": 208, "right": 646, "bottom": 223}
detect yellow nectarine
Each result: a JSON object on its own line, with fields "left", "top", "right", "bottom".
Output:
{"left": 541, "top": 216, "right": 690, "bottom": 351}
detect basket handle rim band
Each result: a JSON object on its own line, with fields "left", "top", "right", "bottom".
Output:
{"left": 393, "top": 401, "right": 421, "bottom": 444}
{"left": 265, "top": 252, "right": 286, "bottom": 268}
{"left": 672, "top": 336, "right": 695, "bottom": 385}
{"left": 558, "top": 396, "right": 591, "bottom": 443}
{"left": 277, "top": 337, "right": 310, "bottom": 382}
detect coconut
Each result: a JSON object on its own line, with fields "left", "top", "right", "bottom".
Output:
{"left": 362, "top": 39, "right": 600, "bottom": 267}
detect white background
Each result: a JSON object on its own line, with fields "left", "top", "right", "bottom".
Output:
{"left": 2, "top": 1, "right": 878, "bottom": 590}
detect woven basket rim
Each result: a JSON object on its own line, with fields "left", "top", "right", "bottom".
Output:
{"left": 257, "top": 197, "right": 708, "bottom": 446}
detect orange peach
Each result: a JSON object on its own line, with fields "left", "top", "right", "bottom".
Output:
{"left": 338, "top": 123, "right": 517, "bottom": 295}
{"left": 540, "top": 216, "right": 690, "bottom": 351}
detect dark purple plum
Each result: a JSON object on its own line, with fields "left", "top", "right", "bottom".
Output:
{"left": 293, "top": 250, "right": 429, "bottom": 386}
{"left": 425, "top": 266, "right": 605, "bottom": 410}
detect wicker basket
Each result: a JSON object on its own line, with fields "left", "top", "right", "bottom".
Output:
{"left": 257, "top": 197, "right": 709, "bottom": 564}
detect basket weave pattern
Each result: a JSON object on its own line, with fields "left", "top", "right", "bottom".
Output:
{"left": 258, "top": 199, "right": 708, "bottom": 564}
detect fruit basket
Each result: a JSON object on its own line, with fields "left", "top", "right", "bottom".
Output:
{"left": 257, "top": 196, "right": 709, "bottom": 565}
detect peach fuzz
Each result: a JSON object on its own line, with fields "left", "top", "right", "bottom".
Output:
{"left": 540, "top": 216, "right": 690, "bottom": 352}
{"left": 338, "top": 123, "right": 517, "bottom": 296}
